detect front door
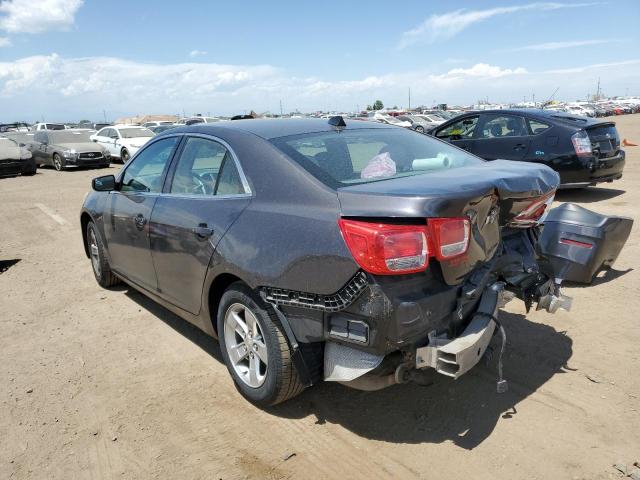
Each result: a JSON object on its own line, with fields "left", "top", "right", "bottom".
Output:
{"left": 472, "top": 114, "right": 531, "bottom": 161}
{"left": 150, "top": 135, "right": 251, "bottom": 314}
{"left": 103, "top": 136, "right": 180, "bottom": 291}
{"left": 434, "top": 115, "right": 480, "bottom": 153}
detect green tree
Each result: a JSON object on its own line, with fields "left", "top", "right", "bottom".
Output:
{"left": 373, "top": 100, "right": 384, "bottom": 110}
{"left": 366, "top": 104, "right": 373, "bottom": 111}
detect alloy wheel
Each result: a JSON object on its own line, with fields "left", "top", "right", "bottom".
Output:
{"left": 88, "top": 228, "right": 101, "bottom": 277}
{"left": 53, "top": 155, "right": 62, "bottom": 171}
{"left": 223, "top": 303, "right": 268, "bottom": 388}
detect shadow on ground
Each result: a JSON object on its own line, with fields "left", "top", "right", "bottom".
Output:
{"left": 0, "top": 259, "right": 21, "bottom": 274}
{"left": 566, "top": 266, "right": 633, "bottom": 288}
{"left": 124, "top": 289, "right": 573, "bottom": 449}
{"left": 555, "top": 186, "right": 625, "bottom": 203}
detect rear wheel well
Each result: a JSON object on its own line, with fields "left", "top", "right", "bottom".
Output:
{"left": 80, "top": 212, "right": 92, "bottom": 258}
{"left": 208, "top": 273, "right": 245, "bottom": 336}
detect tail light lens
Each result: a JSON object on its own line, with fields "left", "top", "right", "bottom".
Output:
{"left": 559, "top": 237, "right": 593, "bottom": 249}
{"left": 428, "top": 218, "right": 470, "bottom": 260}
{"left": 509, "top": 191, "right": 555, "bottom": 228}
{"left": 571, "top": 130, "right": 592, "bottom": 157}
{"left": 338, "top": 220, "right": 429, "bottom": 275}
{"left": 338, "top": 217, "right": 471, "bottom": 275}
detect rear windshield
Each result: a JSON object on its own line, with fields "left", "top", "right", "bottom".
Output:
{"left": 271, "top": 128, "right": 483, "bottom": 187}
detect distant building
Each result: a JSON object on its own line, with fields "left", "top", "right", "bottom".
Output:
{"left": 113, "top": 114, "right": 179, "bottom": 125}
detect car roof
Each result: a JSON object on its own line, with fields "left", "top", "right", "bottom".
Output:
{"left": 454, "top": 108, "right": 606, "bottom": 127}
{"left": 172, "top": 118, "right": 392, "bottom": 140}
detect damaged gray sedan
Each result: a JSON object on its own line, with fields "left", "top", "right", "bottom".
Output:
{"left": 80, "top": 117, "right": 632, "bottom": 407}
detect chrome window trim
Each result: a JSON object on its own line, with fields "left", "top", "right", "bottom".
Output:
{"left": 161, "top": 132, "right": 253, "bottom": 199}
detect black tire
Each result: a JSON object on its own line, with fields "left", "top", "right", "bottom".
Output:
{"left": 121, "top": 148, "right": 130, "bottom": 163}
{"left": 53, "top": 153, "right": 65, "bottom": 171}
{"left": 86, "top": 221, "right": 120, "bottom": 288}
{"left": 217, "top": 282, "right": 305, "bottom": 406}
{"left": 22, "top": 161, "right": 37, "bottom": 176}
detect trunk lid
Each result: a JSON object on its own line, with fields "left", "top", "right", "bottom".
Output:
{"left": 338, "top": 159, "right": 559, "bottom": 284}
{"left": 584, "top": 122, "right": 620, "bottom": 159}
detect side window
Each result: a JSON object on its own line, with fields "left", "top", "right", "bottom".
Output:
{"left": 34, "top": 131, "right": 46, "bottom": 143}
{"left": 99, "top": 128, "right": 110, "bottom": 138}
{"left": 436, "top": 116, "right": 478, "bottom": 139}
{"left": 527, "top": 119, "right": 551, "bottom": 135}
{"left": 215, "top": 155, "right": 245, "bottom": 195}
{"left": 479, "top": 115, "right": 527, "bottom": 139}
{"left": 120, "top": 137, "right": 179, "bottom": 193}
{"left": 171, "top": 137, "right": 226, "bottom": 195}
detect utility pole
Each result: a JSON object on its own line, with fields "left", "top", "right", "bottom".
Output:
{"left": 532, "top": 93, "right": 535, "bottom": 106}
{"left": 408, "top": 87, "right": 411, "bottom": 111}
{"left": 596, "top": 77, "right": 601, "bottom": 100}
{"left": 279, "top": 99, "right": 283, "bottom": 116}
{"left": 103, "top": 109, "right": 107, "bottom": 122}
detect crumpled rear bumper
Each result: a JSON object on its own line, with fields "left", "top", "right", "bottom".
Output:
{"left": 415, "top": 282, "right": 502, "bottom": 378}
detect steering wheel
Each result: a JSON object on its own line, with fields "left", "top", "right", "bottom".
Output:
{"left": 187, "top": 172, "right": 207, "bottom": 195}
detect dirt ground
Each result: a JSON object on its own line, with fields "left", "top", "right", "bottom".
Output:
{"left": 1, "top": 115, "right": 639, "bottom": 480}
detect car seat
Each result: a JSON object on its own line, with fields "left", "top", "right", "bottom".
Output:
{"left": 490, "top": 124, "right": 503, "bottom": 137}
{"left": 506, "top": 118, "right": 523, "bottom": 136}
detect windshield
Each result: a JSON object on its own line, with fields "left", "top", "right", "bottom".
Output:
{"left": 49, "top": 131, "right": 93, "bottom": 143}
{"left": 271, "top": 128, "right": 483, "bottom": 188}
{"left": 119, "top": 127, "right": 154, "bottom": 138}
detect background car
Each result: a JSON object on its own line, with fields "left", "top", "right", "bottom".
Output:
{"left": 175, "top": 116, "right": 221, "bottom": 126}
{"left": 0, "top": 135, "right": 37, "bottom": 177}
{"left": 396, "top": 114, "right": 436, "bottom": 133}
{"left": 430, "top": 109, "right": 625, "bottom": 187}
{"left": 28, "top": 129, "right": 109, "bottom": 171}
{"left": 143, "top": 121, "right": 176, "bottom": 128}
{"left": 148, "top": 124, "right": 178, "bottom": 135}
{"left": 0, "top": 122, "right": 30, "bottom": 133}
{"left": 90, "top": 125, "right": 154, "bottom": 162}
{"left": 30, "top": 123, "right": 67, "bottom": 131}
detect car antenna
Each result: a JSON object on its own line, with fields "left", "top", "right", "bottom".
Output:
{"left": 328, "top": 115, "right": 346, "bottom": 128}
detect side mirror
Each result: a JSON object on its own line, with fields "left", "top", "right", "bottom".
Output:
{"left": 92, "top": 174, "right": 116, "bottom": 192}
{"left": 92, "top": 138, "right": 97, "bottom": 142}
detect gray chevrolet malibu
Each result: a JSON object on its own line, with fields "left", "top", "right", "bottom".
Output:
{"left": 80, "top": 117, "right": 619, "bottom": 407}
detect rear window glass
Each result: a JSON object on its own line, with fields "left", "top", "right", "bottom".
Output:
{"left": 527, "top": 119, "right": 551, "bottom": 135}
{"left": 270, "top": 128, "right": 483, "bottom": 187}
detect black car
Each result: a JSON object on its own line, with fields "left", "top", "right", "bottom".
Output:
{"left": 430, "top": 109, "right": 625, "bottom": 188}
{"left": 0, "top": 134, "right": 37, "bottom": 177}
{"left": 80, "top": 118, "right": 628, "bottom": 407}
{"left": 29, "top": 130, "right": 110, "bottom": 171}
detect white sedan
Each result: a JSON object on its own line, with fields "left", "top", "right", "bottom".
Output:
{"left": 90, "top": 125, "right": 154, "bottom": 162}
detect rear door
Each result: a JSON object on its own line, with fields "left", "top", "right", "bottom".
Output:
{"left": 472, "top": 114, "right": 531, "bottom": 160}
{"left": 30, "top": 131, "right": 48, "bottom": 165}
{"left": 434, "top": 115, "right": 480, "bottom": 153}
{"left": 103, "top": 136, "right": 180, "bottom": 291}
{"left": 149, "top": 135, "right": 251, "bottom": 314}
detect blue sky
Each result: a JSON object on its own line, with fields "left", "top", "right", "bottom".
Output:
{"left": 0, "top": 0, "right": 638, "bottom": 121}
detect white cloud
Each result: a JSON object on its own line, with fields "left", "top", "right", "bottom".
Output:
{"left": 0, "top": 36, "right": 10, "bottom": 46}
{"left": 398, "top": 2, "right": 599, "bottom": 49}
{"left": 0, "top": 0, "right": 83, "bottom": 34}
{"left": 0, "top": 55, "right": 637, "bottom": 120}
{"left": 499, "top": 39, "right": 617, "bottom": 52}
{"left": 189, "top": 50, "right": 208, "bottom": 58}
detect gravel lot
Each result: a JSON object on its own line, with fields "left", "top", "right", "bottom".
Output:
{"left": 1, "top": 116, "right": 639, "bottom": 480}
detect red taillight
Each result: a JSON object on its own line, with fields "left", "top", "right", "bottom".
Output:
{"left": 338, "top": 217, "right": 472, "bottom": 275}
{"left": 559, "top": 237, "right": 593, "bottom": 249}
{"left": 428, "top": 218, "right": 470, "bottom": 260}
{"left": 338, "top": 219, "right": 429, "bottom": 275}
{"left": 571, "top": 130, "right": 592, "bottom": 157}
{"left": 509, "top": 191, "right": 556, "bottom": 228}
